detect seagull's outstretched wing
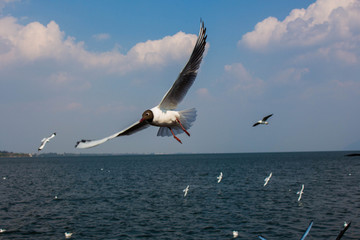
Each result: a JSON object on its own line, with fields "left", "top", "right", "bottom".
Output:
{"left": 300, "top": 220, "right": 313, "bottom": 240}
{"left": 258, "top": 236, "right": 267, "bottom": 240}
{"left": 158, "top": 20, "right": 207, "bottom": 110}
{"left": 75, "top": 121, "right": 149, "bottom": 149}
{"left": 253, "top": 122, "right": 260, "bottom": 127}
{"left": 48, "top": 132, "right": 56, "bottom": 140}
{"left": 336, "top": 222, "right": 351, "bottom": 240}
{"left": 38, "top": 141, "right": 46, "bottom": 151}
{"left": 262, "top": 114, "right": 273, "bottom": 121}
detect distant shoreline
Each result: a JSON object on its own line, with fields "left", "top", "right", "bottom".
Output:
{"left": 0, "top": 151, "right": 32, "bottom": 158}
{"left": 1, "top": 150, "right": 360, "bottom": 158}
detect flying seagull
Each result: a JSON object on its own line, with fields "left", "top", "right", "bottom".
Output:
{"left": 75, "top": 21, "right": 207, "bottom": 149}
{"left": 183, "top": 185, "right": 190, "bottom": 197}
{"left": 336, "top": 221, "right": 351, "bottom": 240}
{"left": 65, "top": 232, "right": 73, "bottom": 238}
{"left": 217, "top": 172, "right": 223, "bottom": 183}
{"left": 253, "top": 114, "right": 273, "bottom": 127}
{"left": 297, "top": 184, "right": 304, "bottom": 201}
{"left": 38, "top": 132, "right": 56, "bottom": 151}
{"left": 300, "top": 220, "right": 313, "bottom": 240}
{"left": 263, "top": 172, "right": 272, "bottom": 186}
{"left": 232, "top": 231, "right": 239, "bottom": 238}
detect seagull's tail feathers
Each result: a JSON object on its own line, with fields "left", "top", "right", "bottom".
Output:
{"left": 157, "top": 108, "right": 197, "bottom": 137}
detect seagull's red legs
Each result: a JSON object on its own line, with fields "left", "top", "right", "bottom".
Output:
{"left": 169, "top": 127, "right": 182, "bottom": 144}
{"left": 176, "top": 118, "right": 190, "bottom": 136}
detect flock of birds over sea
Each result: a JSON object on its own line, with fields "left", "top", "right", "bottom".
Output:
{"left": 183, "top": 171, "right": 351, "bottom": 239}
{"left": 4, "top": 20, "right": 353, "bottom": 239}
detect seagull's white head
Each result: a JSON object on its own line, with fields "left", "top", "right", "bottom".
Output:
{"left": 140, "top": 110, "right": 154, "bottom": 123}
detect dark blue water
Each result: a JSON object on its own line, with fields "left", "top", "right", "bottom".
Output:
{"left": 0, "top": 152, "right": 359, "bottom": 239}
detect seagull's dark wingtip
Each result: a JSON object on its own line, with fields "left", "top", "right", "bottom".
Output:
{"left": 75, "top": 139, "right": 87, "bottom": 148}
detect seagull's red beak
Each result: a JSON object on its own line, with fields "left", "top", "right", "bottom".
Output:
{"left": 139, "top": 118, "right": 145, "bottom": 123}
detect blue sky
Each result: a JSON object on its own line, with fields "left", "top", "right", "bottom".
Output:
{"left": 1, "top": 0, "right": 360, "bottom": 154}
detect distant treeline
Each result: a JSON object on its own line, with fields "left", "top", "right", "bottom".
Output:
{"left": 0, "top": 151, "right": 32, "bottom": 158}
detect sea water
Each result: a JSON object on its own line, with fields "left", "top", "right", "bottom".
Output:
{"left": 0, "top": 152, "right": 359, "bottom": 239}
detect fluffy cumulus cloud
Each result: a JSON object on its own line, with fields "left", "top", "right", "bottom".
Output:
{"left": 240, "top": 0, "right": 360, "bottom": 57}
{"left": 223, "top": 63, "right": 265, "bottom": 94}
{"left": 273, "top": 67, "right": 309, "bottom": 84}
{"left": 0, "top": 16, "right": 198, "bottom": 74}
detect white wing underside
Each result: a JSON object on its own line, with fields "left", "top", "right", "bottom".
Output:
{"left": 75, "top": 121, "right": 149, "bottom": 149}
{"left": 38, "top": 141, "right": 47, "bottom": 150}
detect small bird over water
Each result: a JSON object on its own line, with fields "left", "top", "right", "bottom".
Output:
{"left": 263, "top": 172, "right": 272, "bottom": 186}
{"left": 253, "top": 114, "right": 273, "bottom": 127}
{"left": 75, "top": 21, "right": 207, "bottom": 148}
{"left": 65, "top": 232, "right": 73, "bottom": 238}
{"left": 38, "top": 132, "right": 56, "bottom": 151}
{"left": 233, "top": 230, "right": 239, "bottom": 238}
{"left": 217, "top": 172, "right": 223, "bottom": 183}
{"left": 183, "top": 185, "right": 190, "bottom": 197}
{"left": 297, "top": 184, "right": 304, "bottom": 201}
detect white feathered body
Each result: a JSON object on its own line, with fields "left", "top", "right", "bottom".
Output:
{"left": 151, "top": 107, "right": 197, "bottom": 137}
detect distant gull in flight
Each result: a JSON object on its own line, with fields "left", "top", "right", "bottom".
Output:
{"left": 300, "top": 220, "right": 313, "bottom": 240}
{"left": 297, "top": 184, "right": 304, "bottom": 201}
{"left": 0, "top": 229, "right": 6, "bottom": 233}
{"left": 336, "top": 221, "right": 351, "bottom": 240}
{"left": 232, "top": 230, "right": 238, "bottom": 238}
{"left": 253, "top": 114, "right": 273, "bottom": 127}
{"left": 183, "top": 185, "right": 190, "bottom": 197}
{"left": 65, "top": 232, "right": 73, "bottom": 238}
{"left": 75, "top": 21, "right": 207, "bottom": 148}
{"left": 217, "top": 172, "right": 223, "bottom": 183}
{"left": 263, "top": 172, "right": 272, "bottom": 186}
{"left": 38, "top": 132, "right": 56, "bottom": 151}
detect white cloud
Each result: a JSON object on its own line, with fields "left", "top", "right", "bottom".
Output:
{"left": 240, "top": 0, "right": 360, "bottom": 53}
{"left": 92, "top": 33, "right": 110, "bottom": 41}
{"left": 223, "top": 63, "right": 265, "bottom": 94}
{"left": 0, "top": 16, "right": 198, "bottom": 74}
{"left": 196, "top": 88, "right": 209, "bottom": 96}
{"left": 48, "top": 72, "right": 91, "bottom": 91}
{"left": 65, "top": 102, "right": 83, "bottom": 111}
{"left": 273, "top": 67, "right": 309, "bottom": 84}
{"left": 0, "top": 0, "right": 18, "bottom": 13}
